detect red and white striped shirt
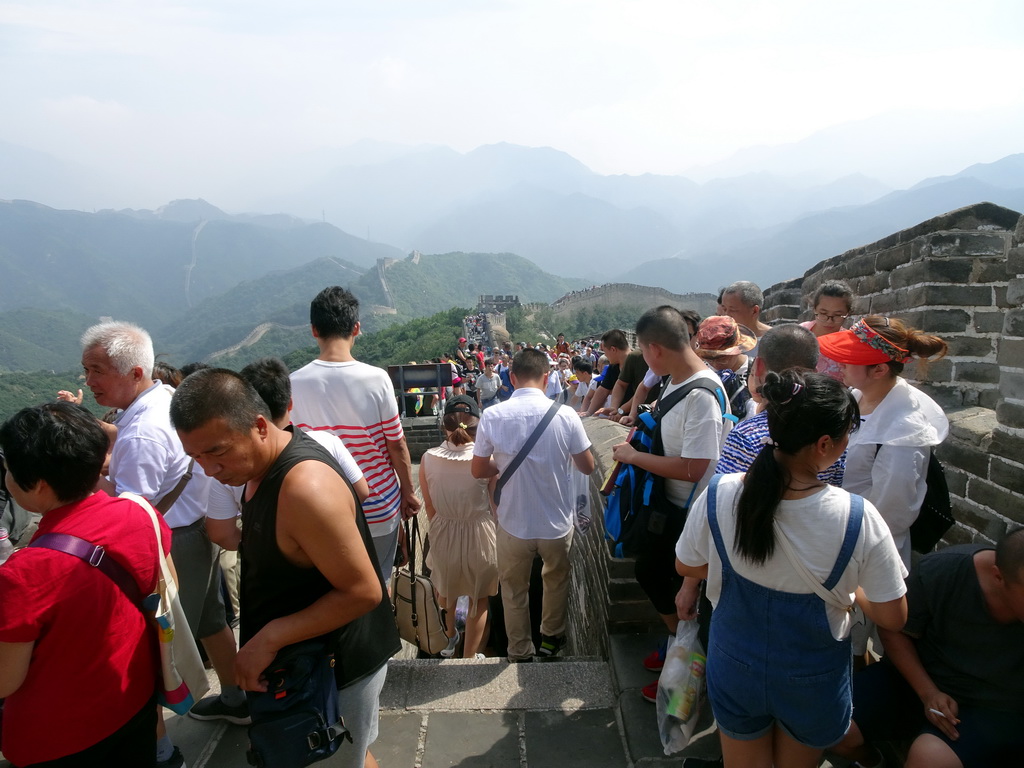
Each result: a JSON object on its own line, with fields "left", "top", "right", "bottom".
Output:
{"left": 290, "top": 359, "right": 405, "bottom": 534}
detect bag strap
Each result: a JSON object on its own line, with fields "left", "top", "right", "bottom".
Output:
{"left": 772, "top": 496, "right": 864, "bottom": 613}
{"left": 30, "top": 532, "right": 145, "bottom": 607}
{"left": 154, "top": 459, "right": 195, "bottom": 515}
{"left": 493, "top": 398, "right": 562, "bottom": 505}
{"left": 403, "top": 516, "right": 422, "bottom": 627}
{"left": 122, "top": 491, "right": 176, "bottom": 600}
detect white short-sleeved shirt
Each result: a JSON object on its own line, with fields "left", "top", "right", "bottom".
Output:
{"left": 290, "top": 359, "right": 404, "bottom": 536}
{"left": 474, "top": 387, "right": 592, "bottom": 540}
{"left": 110, "top": 382, "right": 212, "bottom": 529}
{"left": 676, "top": 473, "right": 908, "bottom": 640}
{"left": 659, "top": 369, "right": 730, "bottom": 508}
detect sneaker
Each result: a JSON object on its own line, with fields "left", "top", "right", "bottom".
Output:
{"left": 156, "top": 746, "right": 187, "bottom": 768}
{"left": 188, "top": 694, "right": 251, "bottom": 725}
{"left": 440, "top": 629, "right": 460, "bottom": 658}
{"left": 642, "top": 638, "right": 668, "bottom": 672}
{"left": 537, "top": 634, "right": 566, "bottom": 657}
{"left": 641, "top": 679, "right": 659, "bottom": 703}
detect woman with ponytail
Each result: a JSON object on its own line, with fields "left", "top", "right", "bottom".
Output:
{"left": 418, "top": 395, "right": 498, "bottom": 658}
{"left": 675, "top": 371, "right": 908, "bottom": 768}
{"left": 818, "top": 316, "right": 949, "bottom": 567}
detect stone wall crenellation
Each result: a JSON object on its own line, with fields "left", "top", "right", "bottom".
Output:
{"left": 761, "top": 202, "right": 1024, "bottom": 547}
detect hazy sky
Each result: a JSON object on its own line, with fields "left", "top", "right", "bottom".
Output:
{"left": 2, "top": 0, "right": 1023, "bottom": 206}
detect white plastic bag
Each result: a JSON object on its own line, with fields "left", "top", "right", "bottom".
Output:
{"left": 656, "top": 619, "right": 706, "bottom": 755}
{"left": 570, "top": 468, "right": 591, "bottom": 534}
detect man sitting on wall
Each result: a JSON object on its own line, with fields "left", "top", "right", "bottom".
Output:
{"left": 831, "top": 528, "right": 1024, "bottom": 768}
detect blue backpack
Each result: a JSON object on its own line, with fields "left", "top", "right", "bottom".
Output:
{"left": 605, "top": 377, "right": 734, "bottom": 557}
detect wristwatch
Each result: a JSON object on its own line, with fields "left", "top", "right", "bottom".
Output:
{"left": 616, "top": 408, "right": 625, "bottom": 416}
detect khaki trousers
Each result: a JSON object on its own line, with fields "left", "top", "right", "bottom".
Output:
{"left": 496, "top": 524, "right": 574, "bottom": 659}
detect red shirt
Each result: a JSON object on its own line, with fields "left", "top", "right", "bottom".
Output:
{"left": 0, "top": 493, "right": 171, "bottom": 764}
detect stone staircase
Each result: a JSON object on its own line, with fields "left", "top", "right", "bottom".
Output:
{"left": 606, "top": 554, "right": 664, "bottom": 635}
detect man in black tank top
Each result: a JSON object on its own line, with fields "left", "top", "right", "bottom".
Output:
{"left": 170, "top": 368, "right": 400, "bottom": 768}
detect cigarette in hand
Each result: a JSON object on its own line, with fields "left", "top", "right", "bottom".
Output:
{"left": 928, "top": 708, "right": 946, "bottom": 718}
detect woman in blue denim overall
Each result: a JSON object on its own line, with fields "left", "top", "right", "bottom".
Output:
{"left": 676, "top": 371, "right": 909, "bottom": 768}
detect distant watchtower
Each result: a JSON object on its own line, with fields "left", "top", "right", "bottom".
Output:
{"left": 478, "top": 294, "right": 521, "bottom": 313}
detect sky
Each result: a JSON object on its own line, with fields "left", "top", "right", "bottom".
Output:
{"left": 2, "top": 0, "right": 1023, "bottom": 208}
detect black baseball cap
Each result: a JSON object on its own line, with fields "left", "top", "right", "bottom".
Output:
{"left": 444, "top": 395, "right": 481, "bottom": 418}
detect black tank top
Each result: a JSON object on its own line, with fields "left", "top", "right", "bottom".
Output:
{"left": 240, "top": 428, "right": 400, "bottom": 687}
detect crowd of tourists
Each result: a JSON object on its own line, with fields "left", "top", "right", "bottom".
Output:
{"left": 0, "top": 279, "right": 1021, "bottom": 768}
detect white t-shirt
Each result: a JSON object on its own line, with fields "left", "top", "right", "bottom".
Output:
{"left": 659, "top": 369, "right": 730, "bottom": 508}
{"left": 110, "top": 382, "right": 212, "bottom": 529}
{"left": 676, "top": 473, "right": 908, "bottom": 640}
{"left": 476, "top": 372, "right": 501, "bottom": 401}
{"left": 290, "top": 359, "right": 405, "bottom": 536}
{"left": 205, "top": 428, "right": 364, "bottom": 521}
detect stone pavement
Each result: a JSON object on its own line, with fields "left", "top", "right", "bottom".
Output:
{"left": 0, "top": 645, "right": 874, "bottom": 767}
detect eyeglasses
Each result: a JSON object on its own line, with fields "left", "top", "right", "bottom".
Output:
{"left": 814, "top": 311, "right": 849, "bottom": 323}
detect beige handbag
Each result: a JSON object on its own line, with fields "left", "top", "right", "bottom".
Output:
{"left": 391, "top": 517, "right": 450, "bottom": 655}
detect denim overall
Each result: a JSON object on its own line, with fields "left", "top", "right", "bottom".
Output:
{"left": 705, "top": 475, "right": 864, "bottom": 749}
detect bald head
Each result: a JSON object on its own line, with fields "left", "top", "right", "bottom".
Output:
{"left": 758, "top": 324, "right": 819, "bottom": 373}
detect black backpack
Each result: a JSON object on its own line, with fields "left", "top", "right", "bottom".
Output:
{"left": 606, "top": 378, "right": 734, "bottom": 557}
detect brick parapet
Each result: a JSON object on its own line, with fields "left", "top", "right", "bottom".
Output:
{"left": 762, "top": 202, "right": 1024, "bottom": 544}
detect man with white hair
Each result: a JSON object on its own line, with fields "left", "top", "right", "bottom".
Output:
{"left": 720, "top": 280, "right": 772, "bottom": 339}
{"left": 73, "top": 321, "right": 245, "bottom": 768}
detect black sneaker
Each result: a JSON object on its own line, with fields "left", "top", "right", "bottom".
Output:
{"left": 537, "top": 634, "right": 566, "bottom": 658}
{"left": 188, "top": 694, "right": 251, "bottom": 725}
{"left": 156, "top": 746, "right": 187, "bottom": 768}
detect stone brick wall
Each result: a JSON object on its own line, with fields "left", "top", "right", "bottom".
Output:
{"left": 550, "top": 283, "right": 718, "bottom": 320}
{"left": 760, "top": 202, "right": 1024, "bottom": 545}
{"left": 562, "top": 203, "right": 1024, "bottom": 660}
{"left": 566, "top": 419, "right": 665, "bottom": 654}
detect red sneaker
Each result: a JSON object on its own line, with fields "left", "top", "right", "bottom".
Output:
{"left": 641, "top": 679, "right": 659, "bottom": 703}
{"left": 642, "top": 642, "right": 667, "bottom": 672}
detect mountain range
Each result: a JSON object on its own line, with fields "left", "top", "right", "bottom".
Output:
{"left": 252, "top": 143, "right": 1023, "bottom": 287}
{"left": 1, "top": 140, "right": 1022, "bottom": 373}
{"left": 0, "top": 196, "right": 589, "bottom": 372}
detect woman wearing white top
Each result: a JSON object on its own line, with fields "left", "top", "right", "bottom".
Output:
{"left": 818, "top": 316, "right": 949, "bottom": 569}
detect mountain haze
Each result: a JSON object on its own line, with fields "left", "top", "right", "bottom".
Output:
{"left": 617, "top": 155, "right": 1024, "bottom": 291}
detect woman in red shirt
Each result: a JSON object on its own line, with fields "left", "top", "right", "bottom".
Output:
{"left": 0, "top": 402, "right": 170, "bottom": 767}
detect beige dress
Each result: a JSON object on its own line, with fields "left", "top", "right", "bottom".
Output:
{"left": 422, "top": 441, "right": 498, "bottom": 616}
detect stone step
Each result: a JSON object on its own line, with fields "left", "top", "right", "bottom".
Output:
{"left": 606, "top": 598, "right": 662, "bottom": 624}
{"left": 381, "top": 656, "right": 615, "bottom": 713}
{"left": 607, "top": 617, "right": 666, "bottom": 635}
{"left": 608, "top": 576, "right": 648, "bottom": 603}
{"left": 608, "top": 555, "right": 637, "bottom": 580}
